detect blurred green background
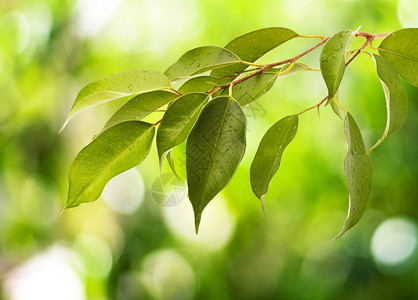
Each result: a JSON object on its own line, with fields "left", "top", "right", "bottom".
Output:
{"left": 1, "top": 0, "right": 418, "bottom": 299}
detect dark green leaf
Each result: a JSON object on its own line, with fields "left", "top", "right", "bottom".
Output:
{"left": 62, "top": 70, "right": 171, "bottom": 129}
{"left": 250, "top": 115, "right": 298, "bottom": 209}
{"left": 157, "top": 93, "right": 210, "bottom": 169}
{"left": 378, "top": 28, "right": 418, "bottom": 87}
{"left": 164, "top": 46, "right": 241, "bottom": 81}
{"left": 320, "top": 30, "right": 356, "bottom": 103}
{"left": 178, "top": 76, "right": 219, "bottom": 94}
{"left": 211, "top": 27, "right": 299, "bottom": 84}
{"left": 368, "top": 54, "right": 408, "bottom": 152}
{"left": 333, "top": 112, "right": 373, "bottom": 240}
{"left": 66, "top": 121, "right": 155, "bottom": 209}
{"left": 103, "top": 90, "right": 178, "bottom": 130}
{"left": 186, "top": 96, "right": 246, "bottom": 233}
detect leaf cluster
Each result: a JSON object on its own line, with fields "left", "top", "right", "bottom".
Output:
{"left": 61, "top": 27, "right": 418, "bottom": 238}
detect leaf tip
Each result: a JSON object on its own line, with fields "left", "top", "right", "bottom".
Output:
{"left": 58, "top": 118, "right": 70, "bottom": 134}
{"left": 194, "top": 211, "right": 202, "bottom": 234}
{"left": 260, "top": 195, "right": 271, "bottom": 223}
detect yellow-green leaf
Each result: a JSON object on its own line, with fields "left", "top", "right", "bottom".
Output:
{"left": 178, "top": 76, "right": 219, "bottom": 94}
{"left": 157, "top": 93, "right": 210, "bottom": 170}
{"left": 62, "top": 70, "right": 171, "bottom": 129}
{"left": 186, "top": 96, "right": 246, "bottom": 233}
{"left": 333, "top": 112, "right": 373, "bottom": 240}
{"left": 164, "top": 46, "right": 241, "bottom": 81}
{"left": 103, "top": 90, "right": 178, "bottom": 130}
{"left": 250, "top": 115, "right": 298, "bottom": 207}
{"left": 378, "top": 28, "right": 418, "bottom": 87}
{"left": 211, "top": 27, "right": 298, "bottom": 84}
{"left": 320, "top": 30, "right": 356, "bottom": 103}
{"left": 66, "top": 121, "right": 155, "bottom": 209}
{"left": 368, "top": 54, "right": 408, "bottom": 152}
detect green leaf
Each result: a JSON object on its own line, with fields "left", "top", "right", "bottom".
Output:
{"left": 333, "top": 112, "right": 373, "bottom": 240}
{"left": 225, "top": 63, "right": 311, "bottom": 106}
{"left": 320, "top": 30, "right": 356, "bottom": 103}
{"left": 62, "top": 70, "right": 171, "bottom": 129}
{"left": 178, "top": 76, "right": 219, "bottom": 94}
{"left": 164, "top": 46, "right": 241, "bottom": 81}
{"left": 368, "top": 54, "right": 408, "bottom": 152}
{"left": 211, "top": 27, "right": 298, "bottom": 83}
{"left": 157, "top": 92, "right": 210, "bottom": 170}
{"left": 186, "top": 96, "right": 246, "bottom": 233}
{"left": 103, "top": 90, "right": 178, "bottom": 130}
{"left": 330, "top": 97, "right": 343, "bottom": 120}
{"left": 378, "top": 28, "right": 418, "bottom": 87}
{"left": 66, "top": 121, "right": 155, "bottom": 209}
{"left": 250, "top": 115, "right": 298, "bottom": 210}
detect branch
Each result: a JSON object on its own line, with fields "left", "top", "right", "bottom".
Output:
{"left": 207, "top": 37, "right": 330, "bottom": 94}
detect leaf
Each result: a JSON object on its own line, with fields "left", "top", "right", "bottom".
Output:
{"left": 330, "top": 97, "right": 343, "bottom": 120}
{"left": 332, "top": 112, "right": 373, "bottom": 240}
{"left": 211, "top": 27, "right": 298, "bottom": 83}
{"left": 224, "top": 63, "right": 311, "bottom": 106}
{"left": 61, "top": 70, "right": 171, "bottom": 129}
{"left": 157, "top": 92, "right": 210, "bottom": 170}
{"left": 320, "top": 30, "right": 357, "bottom": 103}
{"left": 66, "top": 121, "right": 155, "bottom": 209}
{"left": 103, "top": 90, "right": 178, "bottom": 130}
{"left": 378, "top": 28, "right": 418, "bottom": 87}
{"left": 164, "top": 46, "right": 241, "bottom": 81}
{"left": 368, "top": 54, "right": 408, "bottom": 152}
{"left": 250, "top": 115, "right": 298, "bottom": 209}
{"left": 186, "top": 96, "right": 246, "bottom": 233}
{"left": 178, "top": 76, "right": 219, "bottom": 94}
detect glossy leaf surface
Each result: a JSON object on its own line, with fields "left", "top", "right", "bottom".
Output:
{"left": 66, "top": 121, "right": 155, "bottom": 209}
{"left": 379, "top": 28, "right": 418, "bottom": 87}
{"left": 62, "top": 70, "right": 171, "bottom": 129}
{"left": 157, "top": 93, "right": 210, "bottom": 167}
{"left": 186, "top": 96, "right": 246, "bottom": 233}
{"left": 178, "top": 76, "right": 219, "bottom": 94}
{"left": 164, "top": 46, "right": 241, "bottom": 81}
{"left": 368, "top": 54, "right": 408, "bottom": 152}
{"left": 250, "top": 115, "right": 298, "bottom": 202}
{"left": 320, "top": 30, "right": 356, "bottom": 102}
{"left": 104, "top": 90, "right": 178, "bottom": 130}
{"left": 333, "top": 112, "right": 373, "bottom": 240}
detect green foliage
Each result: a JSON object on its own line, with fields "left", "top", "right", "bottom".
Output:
{"left": 62, "top": 27, "right": 418, "bottom": 238}
{"left": 333, "top": 112, "right": 373, "bottom": 240}
{"left": 66, "top": 121, "right": 155, "bottom": 209}
{"left": 320, "top": 30, "right": 357, "bottom": 103}
{"left": 250, "top": 114, "right": 298, "bottom": 207}
{"left": 61, "top": 70, "right": 171, "bottom": 129}
{"left": 378, "top": 28, "right": 418, "bottom": 87}
{"left": 186, "top": 96, "right": 246, "bottom": 232}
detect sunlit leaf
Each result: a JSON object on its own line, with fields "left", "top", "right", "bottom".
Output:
{"left": 250, "top": 115, "right": 298, "bottom": 209}
{"left": 186, "top": 96, "right": 246, "bottom": 233}
{"left": 224, "top": 63, "right": 311, "bottom": 106}
{"left": 178, "top": 76, "right": 219, "bottom": 94}
{"left": 157, "top": 93, "right": 210, "bottom": 171}
{"left": 62, "top": 70, "right": 171, "bottom": 129}
{"left": 378, "top": 28, "right": 418, "bottom": 87}
{"left": 332, "top": 112, "right": 373, "bottom": 240}
{"left": 103, "top": 90, "right": 178, "bottom": 130}
{"left": 211, "top": 27, "right": 299, "bottom": 84}
{"left": 164, "top": 46, "right": 241, "bottom": 81}
{"left": 320, "top": 30, "right": 357, "bottom": 103}
{"left": 66, "top": 121, "right": 155, "bottom": 209}
{"left": 330, "top": 97, "right": 343, "bottom": 120}
{"left": 368, "top": 54, "right": 408, "bottom": 152}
